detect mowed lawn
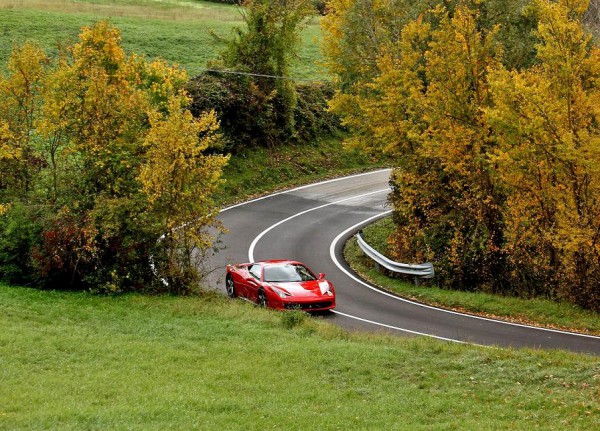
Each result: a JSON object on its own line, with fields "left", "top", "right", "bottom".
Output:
{"left": 1, "top": 284, "right": 599, "bottom": 430}
{"left": 0, "top": 0, "right": 326, "bottom": 79}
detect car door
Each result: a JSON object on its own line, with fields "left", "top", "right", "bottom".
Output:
{"left": 246, "top": 263, "right": 263, "bottom": 302}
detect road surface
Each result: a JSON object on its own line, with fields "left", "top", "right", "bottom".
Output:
{"left": 207, "top": 169, "right": 600, "bottom": 355}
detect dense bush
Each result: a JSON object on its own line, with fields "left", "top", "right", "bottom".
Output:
{"left": 202, "top": 0, "right": 326, "bottom": 15}
{"left": 294, "top": 82, "right": 341, "bottom": 141}
{"left": 313, "top": 0, "right": 327, "bottom": 14}
{"left": 187, "top": 72, "right": 281, "bottom": 149}
{"left": 187, "top": 72, "right": 340, "bottom": 150}
{"left": 199, "top": 0, "right": 317, "bottom": 148}
{"left": 0, "top": 203, "right": 42, "bottom": 286}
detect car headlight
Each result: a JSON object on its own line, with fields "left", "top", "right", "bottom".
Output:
{"left": 270, "top": 285, "right": 291, "bottom": 298}
{"left": 319, "top": 281, "right": 334, "bottom": 296}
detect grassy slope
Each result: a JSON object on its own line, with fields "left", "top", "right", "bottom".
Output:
{"left": 220, "top": 137, "right": 387, "bottom": 203}
{"left": 346, "top": 217, "right": 600, "bottom": 334}
{"left": 1, "top": 283, "right": 599, "bottom": 430}
{"left": 0, "top": 0, "right": 325, "bottom": 79}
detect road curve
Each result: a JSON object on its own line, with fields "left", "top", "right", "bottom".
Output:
{"left": 208, "top": 169, "right": 600, "bottom": 355}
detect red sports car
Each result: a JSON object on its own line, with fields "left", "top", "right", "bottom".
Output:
{"left": 225, "top": 260, "right": 336, "bottom": 311}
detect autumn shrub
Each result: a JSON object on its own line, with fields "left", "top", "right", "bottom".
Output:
{"left": 0, "top": 22, "right": 228, "bottom": 293}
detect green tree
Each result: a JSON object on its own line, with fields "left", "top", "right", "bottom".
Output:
{"left": 221, "top": 0, "right": 315, "bottom": 143}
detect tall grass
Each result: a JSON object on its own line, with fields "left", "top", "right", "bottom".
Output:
{"left": 1, "top": 284, "right": 598, "bottom": 430}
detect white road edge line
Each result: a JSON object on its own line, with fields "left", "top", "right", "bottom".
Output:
{"left": 331, "top": 310, "right": 486, "bottom": 346}
{"left": 329, "top": 212, "right": 600, "bottom": 341}
{"left": 248, "top": 188, "right": 389, "bottom": 262}
{"left": 221, "top": 168, "right": 392, "bottom": 213}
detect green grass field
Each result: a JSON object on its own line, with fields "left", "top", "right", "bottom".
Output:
{"left": 0, "top": 0, "right": 326, "bottom": 79}
{"left": 1, "top": 283, "right": 598, "bottom": 430}
{"left": 346, "top": 217, "right": 600, "bottom": 335}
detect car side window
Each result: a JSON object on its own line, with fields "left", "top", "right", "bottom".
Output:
{"left": 248, "top": 264, "right": 262, "bottom": 281}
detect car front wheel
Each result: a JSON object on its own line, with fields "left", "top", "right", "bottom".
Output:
{"left": 258, "top": 289, "right": 267, "bottom": 308}
{"left": 226, "top": 275, "right": 236, "bottom": 298}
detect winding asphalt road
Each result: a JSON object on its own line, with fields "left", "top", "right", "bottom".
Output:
{"left": 208, "top": 169, "right": 600, "bottom": 355}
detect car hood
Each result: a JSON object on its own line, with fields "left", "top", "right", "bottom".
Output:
{"left": 270, "top": 280, "right": 331, "bottom": 297}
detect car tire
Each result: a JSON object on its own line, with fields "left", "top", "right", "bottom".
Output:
{"left": 258, "top": 289, "right": 267, "bottom": 308}
{"left": 226, "top": 274, "right": 236, "bottom": 298}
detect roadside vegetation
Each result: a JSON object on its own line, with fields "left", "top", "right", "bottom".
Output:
{"left": 1, "top": 283, "right": 599, "bottom": 430}
{"left": 0, "top": 22, "right": 228, "bottom": 293}
{"left": 324, "top": 0, "right": 600, "bottom": 312}
{"left": 0, "top": 0, "right": 597, "bottom": 330}
{"left": 346, "top": 217, "right": 600, "bottom": 335}
{"left": 0, "top": 0, "right": 335, "bottom": 294}
{"left": 0, "top": 0, "right": 387, "bottom": 294}
{"left": 220, "top": 137, "right": 386, "bottom": 203}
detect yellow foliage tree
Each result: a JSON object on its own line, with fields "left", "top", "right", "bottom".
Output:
{"left": 324, "top": 0, "right": 600, "bottom": 308}
{"left": 38, "top": 22, "right": 149, "bottom": 201}
{"left": 0, "top": 22, "right": 228, "bottom": 292}
{"left": 140, "top": 97, "right": 228, "bottom": 288}
{"left": 0, "top": 42, "right": 48, "bottom": 196}
{"left": 0, "top": 122, "right": 17, "bottom": 215}
{"left": 487, "top": 0, "right": 600, "bottom": 307}
{"left": 331, "top": 4, "right": 506, "bottom": 289}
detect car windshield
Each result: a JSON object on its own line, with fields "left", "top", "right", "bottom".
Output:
{"left": 263, "top": 264, "right": 316, "bottom": 283}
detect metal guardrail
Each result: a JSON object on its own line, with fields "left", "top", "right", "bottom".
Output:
{"left": 356, "top": 231, "right": 435, "bottom": 279}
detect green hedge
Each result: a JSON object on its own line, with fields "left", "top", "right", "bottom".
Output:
{"left": 186, "top": 71, "right": 340, "bottom": 151}
{"left": 202, "top": 0, "right": 327, "bottom": 14}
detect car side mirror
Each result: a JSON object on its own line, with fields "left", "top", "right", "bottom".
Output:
{"left": 318, "top": 273, "right": 325, "bottom": 280}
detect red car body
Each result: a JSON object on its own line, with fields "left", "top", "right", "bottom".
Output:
{"left": 225, "top": 259, "right": 336, "bottom": 311}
